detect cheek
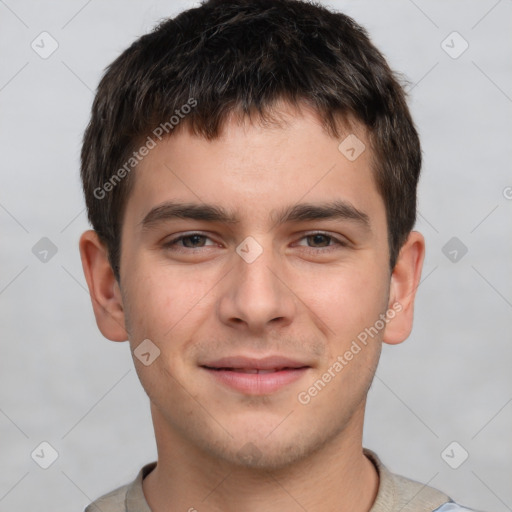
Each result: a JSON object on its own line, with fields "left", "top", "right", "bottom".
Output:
{"left": 124, "top": 271, "right": 198, "bottom": 396}
{"left": 121, "top": 235, "right": 190, "bottom": 323}
{"left": 124, "top": 263, "right": 214, "bottom": 350}
{"left": 122, "top": 270, "right": 173, "bottom": 343}
{"left": 296, "top": 261, "right": 388, "bottom": 328}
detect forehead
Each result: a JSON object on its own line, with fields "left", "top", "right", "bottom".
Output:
{"left": 122, "top": 105, "right": 384, "bottom": 232}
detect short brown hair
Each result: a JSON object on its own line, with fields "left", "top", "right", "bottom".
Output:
{"left": 80, "top": 0, "right": 421, "bottom": 283}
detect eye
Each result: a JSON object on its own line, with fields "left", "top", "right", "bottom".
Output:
{"left": 163, "top": 233, "right": 217, "bottom": 250}
{"left": 296, "top": 232, "right": 347, "bottom": 251}
{"left": 162, "top": 231, "right": 348, "bottom": 254}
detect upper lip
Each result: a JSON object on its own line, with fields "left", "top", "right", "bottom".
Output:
{"left": 200, "top": 355, "right": 311, "bottom": 370}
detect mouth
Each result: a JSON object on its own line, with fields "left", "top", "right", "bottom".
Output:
{"left": 200, "top": 355, "right": 311, "bottom": 395}
{"left": 204, "top": 367, "right": 306, "bottom": 374}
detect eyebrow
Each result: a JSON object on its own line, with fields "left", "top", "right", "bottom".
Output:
{"left": 140, "top": 199, "right": 371, "bottom": 232}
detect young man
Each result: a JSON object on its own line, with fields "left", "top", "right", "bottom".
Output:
{"left": 78, "top": 0, "right": 479, "bottom": 510}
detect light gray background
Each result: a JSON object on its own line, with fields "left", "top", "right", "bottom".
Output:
{"left": 1, "top": 1, "right": 511, "bottom": 511}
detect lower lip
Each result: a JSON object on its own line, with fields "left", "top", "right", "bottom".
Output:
{"left": 202, "top": 367, "right": 309, "bottom": 395}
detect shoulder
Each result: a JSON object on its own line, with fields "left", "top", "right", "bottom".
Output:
{"left": 391, "top": 470, "right": 484, "bottom": 512}
{"left": 84, "top": 462, "right": 156, "bottom": 512}
{"left": 390, "top": 470, "right": 452, "bottom": 510}
{"left": 391, "top": 472, "right": 482, "bottom": 512}
{"left": 363, "top": 448, "right": 482, "bottom": 512}
{"left": 84, "top": 483, "right": 129, "bottom": 512}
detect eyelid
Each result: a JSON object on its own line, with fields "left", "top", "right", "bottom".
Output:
{"left": 163, "top": 230, "right": 348, "bottom": 251}
{"left": 295, "top": 231, "right": 349, "bottom": 248}
{"left": 301, "top": 230, "right": 347, "bottom": 241}
{"left": 163, "top": 231, "right": 218, "bottom": 247}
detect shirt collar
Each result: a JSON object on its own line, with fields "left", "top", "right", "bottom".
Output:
{"left": 125, "top": 448, "right": 403, "bottom": 511}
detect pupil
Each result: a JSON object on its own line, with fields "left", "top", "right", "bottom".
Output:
{"left": 186, "top": 235, "right": 203, "bottom": 247}
{"left": 311, "top": 234, "right": 328, "bottom": 247}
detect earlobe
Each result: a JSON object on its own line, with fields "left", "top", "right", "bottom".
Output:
{"left": 78, "top": 230, "right": 128, "bottom": 342}
{"left": 383, "top": 231, "right": 425, "bottom": 345}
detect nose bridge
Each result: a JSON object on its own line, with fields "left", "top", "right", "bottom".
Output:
{"left": 237, "top": 238, "right": 279, "bottom": 294}
{"left": 219, "top": 235, "right": 295, "bottom": 329}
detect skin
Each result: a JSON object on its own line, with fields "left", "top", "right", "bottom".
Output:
{"left": 79, "top": 102, "right": 425, "bottom": 512}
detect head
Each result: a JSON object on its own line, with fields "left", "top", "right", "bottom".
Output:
{"left": 79, "top": 0, "right": 424, "bottom": 470}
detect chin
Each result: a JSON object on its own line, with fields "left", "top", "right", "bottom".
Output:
{"left": 200, "top": 424, "right": 328, "bottom": 472}
{"left": 225, "top": 440, "right": 310, "bottom": 471}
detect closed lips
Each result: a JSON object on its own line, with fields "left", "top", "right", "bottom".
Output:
{"left": 200, "top": 356, "right": 312, "bottom": 394}
{"left": 200, "top": 355, "right": 312, "bottom": 372}
{"left": 203, "top": 366, "right": 308, "bottom": 374}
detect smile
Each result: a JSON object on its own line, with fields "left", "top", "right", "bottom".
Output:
{"left": 206, "top": 366, "right": 302, "bottom": 374}
{"left": 199, "top": 355, "right": 312, "bottom": 394}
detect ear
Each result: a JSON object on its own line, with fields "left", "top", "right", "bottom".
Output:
{"left": 383, "top": 230, "right": 425, "bottom": 345}
{"left": 78, "top": 229, "right": 128, "bottom": 342}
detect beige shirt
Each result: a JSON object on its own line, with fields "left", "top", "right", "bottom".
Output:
{"left": 84, "top": 448, "right": 471, "bottom": 512}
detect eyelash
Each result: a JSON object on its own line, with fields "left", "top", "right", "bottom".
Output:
{"left": 163, "top": 231, "right": 348, "bottom": 254}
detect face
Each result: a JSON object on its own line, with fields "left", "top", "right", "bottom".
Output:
{"left": 117, "top": 104, "right": 394, "bottom": 469}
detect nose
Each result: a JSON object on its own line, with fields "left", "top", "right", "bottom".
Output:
{"left": 217, "top": 239, "right": 296, "bottom": 333}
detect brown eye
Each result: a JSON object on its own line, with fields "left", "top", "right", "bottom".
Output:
{"left": 296, "top": 232, "right": 347, "bottom": 251}
{"left": 180, "top": 234, "right": 207, "bottom": 248}
{"left": 163, "top": 233, "right": 216, "bottom": 251}
{"left": 306, "top": 234, "right": 332, "bottom": 247}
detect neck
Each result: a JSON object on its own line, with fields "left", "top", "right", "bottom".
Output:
{"left": 143, "top": 407, "right": 379, "bottom": 512}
